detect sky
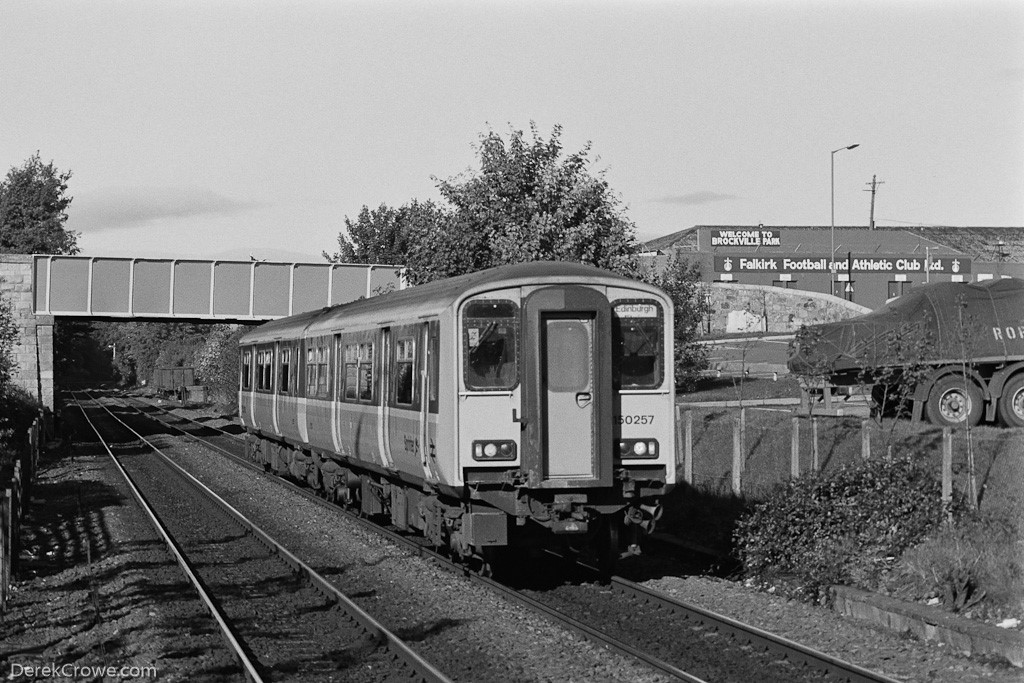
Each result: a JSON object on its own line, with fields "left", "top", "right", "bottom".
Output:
{"left": 2, "top": 0, "right": 1022, "bottom": 263}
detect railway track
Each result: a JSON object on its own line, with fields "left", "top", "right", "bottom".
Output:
{"left": 111, "top": 392, "right": 901, "bottom": 683}
{"left": 70, "top": 391, "right": 449, "bottom": 683}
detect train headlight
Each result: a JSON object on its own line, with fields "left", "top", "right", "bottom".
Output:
{"left": 472, "top": 440, "right": 517, "bottom": 461}
{"left": 617, "top": 439, "right": 659, "bottom": 459}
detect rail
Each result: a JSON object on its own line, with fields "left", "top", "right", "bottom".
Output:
{"left": 73, "top": 392, "right": 451, "bottom": 683}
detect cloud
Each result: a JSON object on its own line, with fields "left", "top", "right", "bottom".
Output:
{"left": 70, "top": 186, "right": 259, "bottom": 232}
{"left": 652, "top": 191, "right": 738, "bottom": 206}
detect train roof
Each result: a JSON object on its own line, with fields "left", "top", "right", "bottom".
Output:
{"left": 240, "top": 260, "right": 661, "bottom": 344}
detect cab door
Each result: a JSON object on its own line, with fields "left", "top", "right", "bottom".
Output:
{"left": 522, "top": 286, "right": 613, "bottom": 488}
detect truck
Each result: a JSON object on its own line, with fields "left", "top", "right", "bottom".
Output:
{"left": 788, "top": 277, "right": 1024, "bottom": 428}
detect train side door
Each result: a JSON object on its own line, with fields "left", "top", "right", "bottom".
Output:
{"left": 523, "top": 286, "right": 613, "bottom": 488}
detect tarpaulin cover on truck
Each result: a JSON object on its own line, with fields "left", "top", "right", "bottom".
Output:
{"left": 788, "top": 277, "right": 1024, "bottom": 376}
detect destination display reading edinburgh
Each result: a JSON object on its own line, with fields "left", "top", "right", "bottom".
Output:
{"left": 709, "top": 229, "right": 781, "bottom": 247}
{"left": 714, "top": 255, "right": 972, "bottom": 275}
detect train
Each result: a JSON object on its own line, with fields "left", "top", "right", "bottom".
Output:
{"left": 238, "top": 261, "right": 676, "bottom": 572}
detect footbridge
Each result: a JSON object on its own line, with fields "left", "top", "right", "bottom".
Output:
{"left": 2, "top": 254, "right": 403, "bottom": 409}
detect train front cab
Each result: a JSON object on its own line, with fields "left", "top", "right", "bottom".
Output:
{"left": 456, "top": 281, "right": 675, "bottom": 561}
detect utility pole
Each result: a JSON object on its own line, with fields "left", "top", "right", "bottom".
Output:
{"left": 864, "top": 175, "right": 885, "bottom": 230}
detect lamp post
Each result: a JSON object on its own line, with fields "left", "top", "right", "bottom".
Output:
{"left": 830, "top": 143, "right": 860, "bottom": 296}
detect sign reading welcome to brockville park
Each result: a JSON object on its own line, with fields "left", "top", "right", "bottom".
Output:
{"left": 713, "top": 255, "right": 972, "bottom": 275}
{"left": 709, "top": 229, "right": 781, "bottom": 247}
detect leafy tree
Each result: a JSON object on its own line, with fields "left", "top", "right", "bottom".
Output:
{"left": 194, "top": 324, "right": 252, "bottom": 409}
{"left": 643, "top": 250, "right": 711, "bottom": 391}
{"left": 428, "top": 123, "right": 641, "bottom": 280}
{"left": 0, "top": 153, "right": 79, "bottom": 255}
{"left": 92, "top": 321, "right": 210, "bottom": 386}
{"left": 324, "top": 200, "right": 449, "bottom": 277}
{"left": 328, "top": 123, "right": 642, "bottom": 284}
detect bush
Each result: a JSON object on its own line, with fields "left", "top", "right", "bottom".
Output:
{"left": 734, "top": 455, "right": 951, "bottom": 603}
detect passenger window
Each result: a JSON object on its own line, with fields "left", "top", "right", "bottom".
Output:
{"left": 257, "top": 349, "right": 274, "bottom": 391}
{"left": 463, "top": 301, "right": 519, "bottom": 390}
{"left": 241, "top": 350, "right": 252, "bottom": 390}
{"left": 306, "top": 347, "right": 317, "bottom": 396}
{"left": 279, "top": 347, "right": 291, "bottom": 393}
{"left": 427, "top": 326, "right": 439, "bottom": 412}
{"left": 612, "top": 301, "right": 664, "bottom": 389}
{"left": 315, "top": 346, "right": 329, "bottom": 396}
{"left": 358, "top": 343, "right": 374, "bottom": 402}
{"left": 342, "top": 345, "right": 359, "bottom": 400}
{"left": 395, "top": 338, "right": 415, "bottom": 406}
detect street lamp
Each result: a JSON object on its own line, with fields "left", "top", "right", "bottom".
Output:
{"left": 830, "top": 143, "right": 860, "bottom": 296}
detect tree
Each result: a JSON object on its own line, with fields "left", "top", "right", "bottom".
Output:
{"left": 643, "top": 249, "right": 711, "bottom": 391}
{"left": 429, "top": 123, "right": 641, "bottom": 281}
{"left": 327, "top": 123, "right": 643, "bottom": 284}
{"left": 0, "top": 153, "right": 79, "bottom": 255}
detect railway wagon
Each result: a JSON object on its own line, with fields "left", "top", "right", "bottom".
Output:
{"left": 239, "top": 261, "right": 676, "bottom": 570}
{"left": 152, "top": 367, "right": 195, "bottom": 395}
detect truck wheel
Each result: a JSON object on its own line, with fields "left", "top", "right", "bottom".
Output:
{"left": 925, "top": 376, "right": 983, "bottom": 427}
{"left": 997, "top": 375, "right": 1024, "bottom": 428}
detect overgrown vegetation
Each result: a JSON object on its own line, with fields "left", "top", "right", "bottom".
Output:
{"left": 0, "top": 293, "right": 41, "bottom": 478}
{"left": 887, "top": 511, "right": 1023, "bottom": 618}
{"left": 734, "top": 455, "right": 953, "bottom": 603}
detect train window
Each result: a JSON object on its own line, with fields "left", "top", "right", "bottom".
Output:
{"left": 305, "top": 345, "right": 329, "bottom": 397}
{"left": 342, "top": 344, "right": 359, "bottom": 400}
{"left": 279, "top": 347, "right": 291, "bottom": 393}
{"left": 256, "top": 350, "right": 274, "bottom": 391}
{"left": 612, "top": 301, "right": 664, "bottom": 389}
{"left": 463, "top": 301, "right": 519, "bottom": 390}
{"left": 358, "top": 343, "right": 374, "bottom": 401}
{"left": 241, "top": 350, "right": 252, "bottom": 390}
{"left": 546, "top": 319, "right": 591, "bottom": 392}
{"left": 306, "top": 348, "right": 317, "bottom": 395}
{"left": 395, "top": 338, "right": 415, "bottom": 406}
{"left": 427, "top": 324, "right": 439, "bottom": 413}
{"left": 316, "top": 346, "right": 329, "bottom": 396}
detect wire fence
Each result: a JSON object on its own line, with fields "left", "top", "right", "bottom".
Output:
{"left": 675, "top": 404, "right": 1021, "bottom": 507}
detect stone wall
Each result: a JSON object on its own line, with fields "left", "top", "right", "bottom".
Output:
{"left": 0, "top": 255, "right": 52, "bottom": 409}
{"left": 708, "top": 282, "right": 870, "bottom": 335}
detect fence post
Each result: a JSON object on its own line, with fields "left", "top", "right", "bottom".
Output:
{"left": 942, "top": 427, "right": 953, "bottom": 520}
{"left": 1, "top": 489, "right": 10, "bottom": 610}
{"left": 684, "top": 409, "right": 693, "bottom": 485}
{"left": 732, "top": 413, "right": 742, "bottom": 495}
{"left": 861, "top": 418, "right": 871, "bottom": 459}
{"left": 811, "top": 417, "right": 819, "bottom": 471}
{"left": 790, "top": 416, "right": 800, "bottom": 478}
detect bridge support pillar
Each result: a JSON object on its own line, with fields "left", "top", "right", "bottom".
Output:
{"left": 1, "top": 255, "right": 53, "bottom": 411}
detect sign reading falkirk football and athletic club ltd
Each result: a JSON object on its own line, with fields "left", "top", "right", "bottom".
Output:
{"left": 709, "top": 229, "right": 781, "bottom": 247}
{"left": 713, "top": 255, "right": 973, "bottom": 275}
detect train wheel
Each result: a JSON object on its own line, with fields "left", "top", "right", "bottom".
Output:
{"left": 997, "top": 374, "right": 1024, "bottom": 428}
{"left": 925, "top": 376, "right": 983, "bottom": 427}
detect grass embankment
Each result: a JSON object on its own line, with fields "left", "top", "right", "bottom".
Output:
{"left": 661, "top": 374, "right": 1024, "bottom": 621}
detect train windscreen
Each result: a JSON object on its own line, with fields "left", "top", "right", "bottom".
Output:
{"left": 463, "top": 300, "right": 519, "bottom": 390}
{"left": 612, "top": 301, "right": 664, "bottom": 389}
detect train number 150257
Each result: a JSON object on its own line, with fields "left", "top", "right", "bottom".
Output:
{"left": 615, "top": 414, "right": 654, "bottom": 425}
